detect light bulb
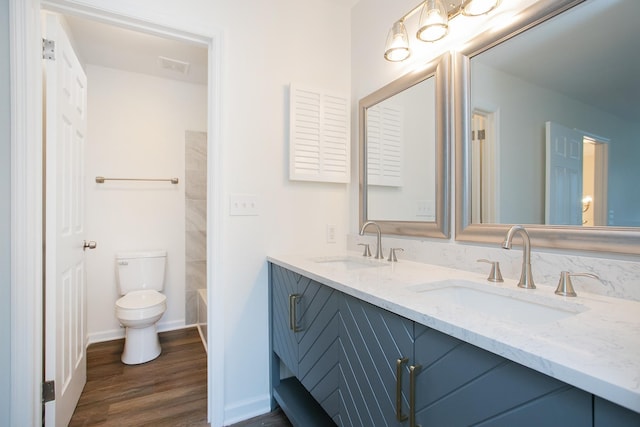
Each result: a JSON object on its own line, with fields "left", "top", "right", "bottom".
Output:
{"left": 462, "top": 0, "right": 500, "bottom": 17}
{"left": 384, "top": 21, "right": 410, "bottom": 62}
{"left": 417, "top": 0, "right": 449, "bottom": 42}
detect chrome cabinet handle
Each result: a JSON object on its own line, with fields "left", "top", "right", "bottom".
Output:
{"left": 395, "top": 357, "right": 409, "bottom": 422}
{"left": 409, "top": 364, "right": 422, "bottom": 427}
{"left": 288, "top": 294, "right": 302, "bottom": 332}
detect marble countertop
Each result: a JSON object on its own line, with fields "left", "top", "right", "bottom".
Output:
{"left": 267, "top": 252, "right": 640, "bottom": 413}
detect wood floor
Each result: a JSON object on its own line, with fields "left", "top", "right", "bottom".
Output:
{"left": 69, "top": 327, "right": 291, "bottom": 427}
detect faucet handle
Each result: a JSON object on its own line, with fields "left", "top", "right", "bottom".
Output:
{"left": 555, "top": 271, "right": 600, "bottom": 297}
{"left": 388, "top": 248, "right": 404, "bottom": 262}
{"left": 358, "top": 243, "right": 372, "bottom": 257}
{"left": 477, "top": 259, "right": 504, "bottom": 282}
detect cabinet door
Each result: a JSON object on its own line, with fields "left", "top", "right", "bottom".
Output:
{"left": 594, "top": 396, "right": 640, "bottom": 427}
{"left": 339, "top": 294, "right": 414, "bottom": 427}
{"left": 413, "top": 324, "right": 591, "bottom": 427}
{"left": 297, "top": 275, "right": 341, "bottom": 421}
{"left": 271, "top": 264, "right": 300, "bottom": 375}
{"left": 271, "top": 264, "right": 341, "bottom": 420}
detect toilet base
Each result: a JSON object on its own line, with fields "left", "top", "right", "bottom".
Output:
{"left": 121, "top": 324, "right": 161, "bottom": 365}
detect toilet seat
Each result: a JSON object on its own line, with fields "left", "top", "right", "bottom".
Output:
{"left": 116, "top": 290, "right": 166, "bottom": 321}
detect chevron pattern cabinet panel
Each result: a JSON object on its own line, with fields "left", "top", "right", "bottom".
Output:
{"left": 297, "top": 278, "right": 341, "bottom": 418}
{"left": 271, "top": 264, "right": 341, "bottom": 421}
{"left": 413, "top": 324, "right": 592, "bottom": 427}
{"left": 271, "top": 265, "right": 301, "bottom": 376}
{"left": 339, "top": 293, "right": 413, "bottom": 427}
{"left": 270, "top": 264, "right": 636, "bottom": 427}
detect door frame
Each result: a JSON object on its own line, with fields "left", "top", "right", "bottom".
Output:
{"left": 9, "top": 0, "right": 225, "bottom": 425}
{"left": 470, "top": 107, "right": 500, "bottom": 224}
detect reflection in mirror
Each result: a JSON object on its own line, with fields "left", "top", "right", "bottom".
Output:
{"left": 455, "top": 0, "right": 640, "bottom": 254}
{"left": 366, "top": 77, "right": 436, "bottom": 221}
{"left": 360, "top": 53, "right": 450, "bottom": 238}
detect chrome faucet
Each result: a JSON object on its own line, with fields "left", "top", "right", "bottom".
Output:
{"left": 359, "top": 221, "right": 384, "bottom": 259}
{"left": 502, "top": 225, "right": 535, "bottom": 289}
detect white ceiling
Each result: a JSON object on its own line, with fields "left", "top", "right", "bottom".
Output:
{"left": 63, "top": 0, "right": 361, "bottom": 86}
{"left": 65, "top": 15, "right": 208, "bottom": 85}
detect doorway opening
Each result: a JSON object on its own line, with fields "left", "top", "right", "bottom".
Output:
{"left": 581, "top": 135, "right": 609, "bottom": 226}
{"left": 471, "top": 108, "right": 499, "bottom": 224}
{"left": 39, "top": 4, "right": 216, "bottom": 425}
{"left": 544, "top": 121, "right": 609, "bottom": 226}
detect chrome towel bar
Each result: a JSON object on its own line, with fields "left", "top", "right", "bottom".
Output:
{"left": 95, "top": 176, "right": 179, "bottom": 184}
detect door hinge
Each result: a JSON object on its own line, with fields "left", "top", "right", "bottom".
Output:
{"left": 42, "top": 380, "right": 55, "bottom": 403}
{"left": 42, "top": 38, "right": 56, "bottom": 61}
{"left": 477, "top": 129, "right": 486, "bottom": 141}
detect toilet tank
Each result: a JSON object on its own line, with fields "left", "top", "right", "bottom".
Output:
{"left": 116, "top": 250, "right": 167, "bottom": 295}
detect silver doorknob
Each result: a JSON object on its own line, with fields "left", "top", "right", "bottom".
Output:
{"left": 83, "top": 240, "right": 97, "bottom": 251}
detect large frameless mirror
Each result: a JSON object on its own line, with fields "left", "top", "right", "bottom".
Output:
{"left": 360, "top": 53, "right": 450, "bottom": 238}
{"left": 455, "top": 0, "right": 640, "bottom": 254}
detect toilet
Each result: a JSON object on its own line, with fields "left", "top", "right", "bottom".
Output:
{"left": 115, "top": 250, "right": 168, "bottom": 365}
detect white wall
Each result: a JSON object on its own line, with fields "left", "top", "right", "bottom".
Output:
{"left": 85, "top": 64, "right": 207, "bottom": 341}
{"left": 65, "top": 0, "right": 352, "bottom": 423}
{"left": 0, "top": 0, "right": 12, "bottom": 422}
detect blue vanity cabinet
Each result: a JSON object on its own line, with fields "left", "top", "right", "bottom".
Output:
{"left": 339, "top": 293, "right": 414, "bottom": 427}
{"left": 269, "top": 264, "right": 637, "bottom": 426}
{"left": 412, "top": 324, "right": 592, "bottom": 426}
{"left": 270, "top": 264, "right": 341, "bottom": 422}
{"left": 594, "top": 396, "right": 640, "bottom": 426}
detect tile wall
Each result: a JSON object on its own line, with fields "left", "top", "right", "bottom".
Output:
{"left": 185, "top": 130, "right": 207, "bottom": 324}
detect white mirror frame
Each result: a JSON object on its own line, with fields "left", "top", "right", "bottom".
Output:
{"left": 360, "top": 53, "right": 450, "bottom": 238}
{"left": 454, "top": 0, "right": 640, "bottom": 255}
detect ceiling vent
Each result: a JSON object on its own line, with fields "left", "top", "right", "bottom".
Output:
{"left": 157, "top": 56, "right": 191, "bottom": 75}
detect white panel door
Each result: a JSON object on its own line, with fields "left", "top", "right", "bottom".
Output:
{"left": 545, "top": 121, "right": 583, "bottom": 225}
{"left": 44, "top": 13, "right": 88, "bottom": 427}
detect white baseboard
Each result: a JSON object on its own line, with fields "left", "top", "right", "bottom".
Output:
{"left": 223, "top": 394, "right": 272, "bottom": 426}
{"left": 87, "top": 319, "right": 187, "bottom": 345}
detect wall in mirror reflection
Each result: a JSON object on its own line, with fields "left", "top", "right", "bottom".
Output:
{"left": 367, "top": 76, "right": 436, "bottom": 222}
{"left": 468, "top": 0, "right": 640, "bottom": 227}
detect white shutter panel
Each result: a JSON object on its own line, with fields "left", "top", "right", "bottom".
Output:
{"left": 367, "top": 104, "right": 403, "bottom": 187}
{"left": 290, "top": 84, "right": 350, "bottom": 183}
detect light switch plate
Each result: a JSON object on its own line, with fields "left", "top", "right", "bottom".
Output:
{"left": 229, "top": 194, "right": 259, "bottom": 216}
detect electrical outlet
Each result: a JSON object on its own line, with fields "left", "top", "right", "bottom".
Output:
{"left": 326, "top": 224, "right": 337, "bottom": 243}
{"left": 229, "top": 194, "right": 259, "bottom": 216}
{"left": 416, "top": 199, "right": 435, "bottom": 219}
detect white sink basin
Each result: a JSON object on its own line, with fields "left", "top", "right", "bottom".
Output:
{"left": 409, "top": 279, "right": 586, "bottom": 325}
{"left": 312, "top": 256, "right": 388, "bottom": 270}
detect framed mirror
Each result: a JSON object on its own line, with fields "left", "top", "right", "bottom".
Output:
{"left": 455, "top": 0, "right": 640, "bottom": 254}
{"left": 359, "top": 53, "right": 450, "bottom": 238}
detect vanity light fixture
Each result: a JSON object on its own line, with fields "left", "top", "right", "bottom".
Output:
{"left": 417, "top": 0, "right": 449, "bottom": 42}
{"left": 384, "top": 20, "right": 411, "bottom": 62}
{"left": 461, "top": 0, "right": 501, "bottom": 16}
{"left": 384, "top": 0, "right": 500, "bottom": 62}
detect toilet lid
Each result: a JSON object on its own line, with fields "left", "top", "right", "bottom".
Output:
{"left": 116, "top": 290, "right": 166, "bottom": 310}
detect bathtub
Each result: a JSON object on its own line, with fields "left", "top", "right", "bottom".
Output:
{"left": 197, "top": 288, "right": 207, "bottom": 351}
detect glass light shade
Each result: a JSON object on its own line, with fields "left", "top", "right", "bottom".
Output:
{"left": 384, "top": 21, "right": 411, "bottom": 62}
{"left": 417, "top": 0, "right": 449, "bottom": 42}
{"left": 461, "top": 0, "right": 500, "bottom": 16}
